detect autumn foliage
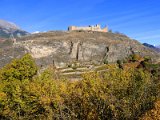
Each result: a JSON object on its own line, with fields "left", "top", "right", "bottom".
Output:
{"left": 0, "top": 54, "right": 159, "bottom": 120}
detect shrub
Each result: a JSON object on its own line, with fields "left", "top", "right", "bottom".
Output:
{"left": 103, "top": 59, "right": 108, "bottom": 64}
{"left": 0, "top": 54, "right": 38, "bottom": 81}
{"left": 108, "top": 29, "right": 112, "bottom": 33}
{"left": 117, "top": 60, "right": 123, "bottom": 69}
{"left": 102, "top": 68, "right": 158, "bottom": 119}
{"left": 0, "top": 54, "right": 159, "bottom": 119}
{"left": 139, "top": 100, "right": 160, "bottom": 120}
{"left": 127, "top": 54, "right": 143, "bottom": 63}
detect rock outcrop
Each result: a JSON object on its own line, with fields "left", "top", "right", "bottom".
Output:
{"left": 0, "top": 31, "right": 159, "bottom": 68}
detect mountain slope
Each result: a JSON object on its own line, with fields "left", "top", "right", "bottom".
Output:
{"left": 156, "top": 45, "right": 160, "bottom": 49}
{"left": 0, "top": 31, "right": 159, "bottom": 68}
{"left": 0, "top": 19, "right": 20, "bottom": 29}
{"left": 0, "top": 19, "right": 29, "bottom": 38}
{"left": 143, "top": 43, "right": 160, "bottom": 52}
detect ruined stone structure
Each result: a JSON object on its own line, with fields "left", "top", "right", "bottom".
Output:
{"left": 68, "top": 24, "right": 108, "bottom": 32}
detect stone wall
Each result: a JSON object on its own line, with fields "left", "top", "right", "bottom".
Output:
{"left": 68, "top": 24, "right": 108, "bottom": 32}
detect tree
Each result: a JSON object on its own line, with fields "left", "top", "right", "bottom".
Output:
{"left": 0, "top": 54, "right": 38, "bottom": 81}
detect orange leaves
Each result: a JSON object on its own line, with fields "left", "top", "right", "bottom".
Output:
{"left": 140, "top": 100, "right": 160, "bottom": 120}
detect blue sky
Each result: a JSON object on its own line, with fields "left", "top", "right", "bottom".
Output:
{"left": 0, "top": 0, "right": 160, "bottom": 45}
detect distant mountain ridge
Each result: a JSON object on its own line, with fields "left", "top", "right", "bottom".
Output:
{"left": 0, "top": 19, "right": 29, "bottom": 38}
{"left": 0, "top": 19, "right": 20, "bottom": 30}
{"left": 143, "top": 43, "right": 160, "bottom": 52}
{"left": 156, "top": 45, "right": 160, "bottom": 49}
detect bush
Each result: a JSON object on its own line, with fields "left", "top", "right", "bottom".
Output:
{"left": 128, "top": 54, "right": 142, "bottom": 62}
{"left": 139, "top": 100, "right": 160, "bottom": 120}
{"left": 117, "top": 60, "right": 123, "bottom": 69}
{"left": 0, "top": 54, "right": 159, "bottom": 119}
{"left": 103, "top": 59, "right": 108, "bottom": 64}
{"left": 0, "top": 54, "right": 38, "bottom": 81}
{"left": 108, "top": 29, "right": 112, "bottom": 33}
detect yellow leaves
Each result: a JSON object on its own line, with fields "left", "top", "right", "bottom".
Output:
{"left": 0, "top": 54, "right": 37, "bottom": 81}
{"left": 59, "top": 82, "right": 67, "bottom": 93}
{"left": 139, "top": 100, "right": 160, "bottom": 120}
{"left": 82, "top": 72, "right": 100, "bottom": 81}
{"left": 0, "top": 92, "right": 6, "bottom": 101}
{"left": 40, "top": 96, "right": 51, "bottom": 105}
{"left": 0, "top": 54, "right": 159, "bottom": 119}
{"left": 54, "top": 94, "right": 63, "bottom": 103}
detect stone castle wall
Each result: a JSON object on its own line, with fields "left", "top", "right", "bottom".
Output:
{"left": 68, "top": 24, "right": 108, "bottom": 32}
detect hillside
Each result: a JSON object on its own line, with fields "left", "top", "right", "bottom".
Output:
{"left": 0, "top": 30, "right": 160, "bottom": 120}
{"left": 0, "top": 31, "right": 160, "bottom": 69}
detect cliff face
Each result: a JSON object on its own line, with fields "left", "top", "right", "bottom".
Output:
{"left": 0, "top": 31, "right": 159, "bottom": 68}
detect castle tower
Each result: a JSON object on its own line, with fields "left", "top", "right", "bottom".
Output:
{"left": 68, "top": 26, "right": 76, "bottom": 31}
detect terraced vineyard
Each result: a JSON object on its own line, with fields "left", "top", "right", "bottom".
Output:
{"left": 55, "top": 64, "right": 117, "bottom": 80}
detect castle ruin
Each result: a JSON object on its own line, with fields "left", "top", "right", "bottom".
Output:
{"left": 68, "top": 24, "right": 108, "bottom": 32}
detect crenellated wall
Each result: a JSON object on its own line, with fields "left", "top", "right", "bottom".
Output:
{"left": 68, "top": 24, "right": 108, "bottom": 32}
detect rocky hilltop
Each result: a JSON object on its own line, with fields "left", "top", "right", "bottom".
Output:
{"left": 0, "top": 31, "right": 160, "bottom": 68}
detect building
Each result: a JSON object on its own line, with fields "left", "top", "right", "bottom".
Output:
{"left": 68, "top": 24, "right": 108, "bottom": 32}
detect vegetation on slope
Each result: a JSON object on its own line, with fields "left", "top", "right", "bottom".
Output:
{"left": 0, "top": 54, "right": 159, "bottom": 120}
